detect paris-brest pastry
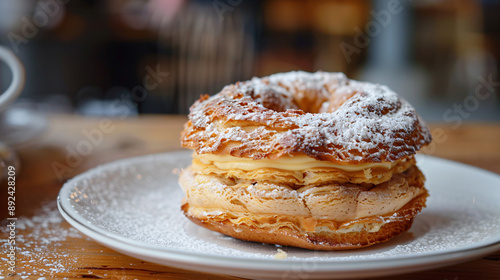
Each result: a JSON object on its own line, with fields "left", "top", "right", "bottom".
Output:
{"left": 179, "top": 71, "right": 432, "bottom": 250}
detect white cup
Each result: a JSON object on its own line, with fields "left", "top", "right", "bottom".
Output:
{"left": 0, "top": 46, "right": 25, "bottom": 112}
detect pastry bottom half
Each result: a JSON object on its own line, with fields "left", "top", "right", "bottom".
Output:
{"left": 179, "top": 165, "right": 428, "bottom": 250}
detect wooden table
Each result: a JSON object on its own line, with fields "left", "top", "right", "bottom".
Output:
{"left": 1, "top": 114, "right": 500, "bottom": 279}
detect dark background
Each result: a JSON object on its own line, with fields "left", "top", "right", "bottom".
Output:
{"left": 0, "top": 0, "right": 499, "bottom": 121}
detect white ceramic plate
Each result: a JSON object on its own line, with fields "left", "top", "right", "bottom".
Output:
{"left": 58, "top": 151, "right": 500, "bottom": 279}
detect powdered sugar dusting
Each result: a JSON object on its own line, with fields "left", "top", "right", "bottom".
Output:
{"left": 58, "top": 152, "right": 500, "bottom": 264}
{"left": 0, "top": 203, "right": 82, "bottom": 277}
{"left": 182, "top": 71, "right": 431, "bottom": 162}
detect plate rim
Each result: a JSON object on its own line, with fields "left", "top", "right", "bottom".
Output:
{"left": 58, "top": 151, "right": 500, "bottom": 269}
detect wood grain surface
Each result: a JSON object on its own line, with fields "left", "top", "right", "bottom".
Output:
{"left": 1, "top": 114, "right": 499, "bottom": 279}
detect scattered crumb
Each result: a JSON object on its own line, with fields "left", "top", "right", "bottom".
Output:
{"left": 273, "top": 249, "right": 287, "bottom": 259}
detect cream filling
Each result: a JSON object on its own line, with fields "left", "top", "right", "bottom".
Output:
{"left": 195, "top": 154, "right": 397, "bottom": 172}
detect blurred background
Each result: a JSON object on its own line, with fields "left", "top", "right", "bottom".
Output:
{"left": 0, "top": 0, "right": 499, "bottom": 119}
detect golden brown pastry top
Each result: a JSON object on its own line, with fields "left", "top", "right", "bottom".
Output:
{"left": 181, "top": 71, "right": 432, "bottom": 163}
